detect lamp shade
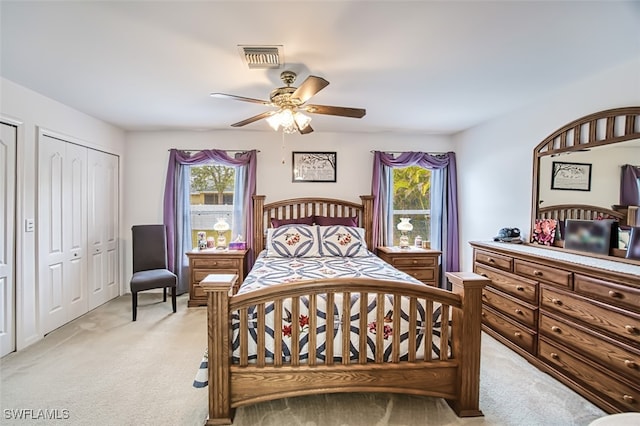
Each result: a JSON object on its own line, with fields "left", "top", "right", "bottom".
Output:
{"left": 397, "top": 218, "right": 413, "bottom": 232}
{"left": 213, "top": 218, "right": 230, "bottom": 232}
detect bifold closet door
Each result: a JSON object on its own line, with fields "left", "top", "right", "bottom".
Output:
{"left": 38, "top": 136, "right": 88, "bottom": 335}
{"left": 87, "top": 150, "right": 119, "bottom": 310}
{"left": 0, "top": 122, "right": 17, "bottom": 357}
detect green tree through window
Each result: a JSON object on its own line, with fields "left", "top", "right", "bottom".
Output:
{"left": 392, "top": 166, "right": 431, "bottom": 246}
{"left": 189, "top": 164, "right": 235, "bottom": 246}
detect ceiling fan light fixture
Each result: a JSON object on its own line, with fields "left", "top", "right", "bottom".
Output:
{"left": 266, "top": 109, "right": 311, "bottom": 133}
{"left": 294, "top": 112, "right": 311, "bottom": 130}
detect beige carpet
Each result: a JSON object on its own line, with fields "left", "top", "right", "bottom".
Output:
{"left": 1, "top": 293, "right": 606, "bottom": 426}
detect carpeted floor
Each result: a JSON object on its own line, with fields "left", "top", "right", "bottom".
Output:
{"left": 0, "top": 293, "right": 606, "bottom": 425}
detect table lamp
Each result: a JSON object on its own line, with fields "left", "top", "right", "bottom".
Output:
{"left": 213, "top": 218, "right": 230, "bottom": 249}
{"left": 397, "top": 217, "right": 413, "bottom": 249}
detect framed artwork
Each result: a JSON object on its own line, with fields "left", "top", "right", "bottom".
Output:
{"left": 627, "top": 227, "right": 640, "bottom": 260}
{"left": 292, "top": 152, "right": 337, "bottom": 183}
{"left": 564, "top": 219, "right": 617, "bottom": 255}
{"left": 532, "top": 219, "right": 557, "bottom": 246}
{"left": 551, "top": 161, "right": 592, "bottom": 191}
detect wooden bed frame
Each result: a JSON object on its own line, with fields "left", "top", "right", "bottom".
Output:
{"left": 538, "top": 203, "right": 627, "bottom": 223}
{"left": 200, "top": 196, "right": 488, "bottom": 425}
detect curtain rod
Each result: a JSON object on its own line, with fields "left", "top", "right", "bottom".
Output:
{"left": 370, "top": 150, "right": 448, "bottom": 155}
{"left": 167, "top": 149, "right": 260, "bottom": 153}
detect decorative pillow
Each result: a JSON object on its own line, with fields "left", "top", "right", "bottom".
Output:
{"left": 271, "top": 216, "right": 314, "bottom": 228}
{"left": 265, "top": 225, "right": 321, "bottom": 258}
{"left": 317, "top": 225, "right": 369, "bottom": 257}
{"left": 314, "top": 215, "right": 359, "bottom": 227}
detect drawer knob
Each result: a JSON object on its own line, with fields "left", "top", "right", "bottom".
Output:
{"left": 514, "top": 309, "right": 523, "bottom": 315}
{"left": 608, "top": 290, "right": 622, "bottom": 298}
{"left": 623, "top": 395, "right": 635, "bottom": 403}
{"left": 514, "top": 332, "right": 521, "bottom": 338}
{"left": 487, "top": 257, "right": 495, "bottom": 263}
{"left": 533, "top": 270, "right": 543, "bottom": 276}
{"left": 481, "top": 312, "right": 486, "bottom": 317}
{"left": 551, "top": 298, "right": 563, "bottom": 306}
{"left": 412, "top": 260, "right": 418, "bottom": 264}
{"left": 480, "top": 273, "right": 488, "bottom": 278}
{"left": 551, "top": 326, "right": 562, "bottom": 333}
{"left": 625, "top": 325, "right": 638, "bottom": 335}
{"left": 550, "top": 352, "right": 559, "bottom": 360}
{"left": 624, "top": 360, "right": 637, "bottom": 369}
{"left": 516, "top": 286, "right": 525, "bottom": 292}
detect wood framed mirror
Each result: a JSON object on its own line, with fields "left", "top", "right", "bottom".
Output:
{"left": 530, "top": 106, "right": 640, "bottom": 259}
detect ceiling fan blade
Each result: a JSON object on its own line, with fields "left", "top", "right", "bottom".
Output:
{"left": 230, "top": 110, "right": 276, "bottom": 127}
{"left": 297, "top": 123, "right": 314, "bottom": 135}
{"left": 290, "top": 76, "right": 329, "bottom": 104}
{"left": 302, "top": 104, "right": 366, "bottom": 119}
{"left": 210, "top": 93, "right": 272, "bottom": 106}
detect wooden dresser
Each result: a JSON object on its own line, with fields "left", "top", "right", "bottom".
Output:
{"left": 377, "top": 246, "right": 441, "bottom": 286}
{"left": 471, "top": 241, "right": 640, "bottom": 414}
{"left": 186, "top": 248, "right": 248, "bottom": 307}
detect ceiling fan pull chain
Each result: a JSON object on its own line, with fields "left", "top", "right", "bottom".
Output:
{"left": 281, "top": 131, "right": 286, "bottom": 164}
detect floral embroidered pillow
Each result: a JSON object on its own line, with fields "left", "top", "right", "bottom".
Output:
{"left": 265, "top": 225, "right": 320, "bottom": 258}
{"left": 317, "top": 225, "right": 369, "bottom": 257}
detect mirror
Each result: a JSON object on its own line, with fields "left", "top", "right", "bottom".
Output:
{"left": 531, "top": 106, "right": 640, "bottom": 258}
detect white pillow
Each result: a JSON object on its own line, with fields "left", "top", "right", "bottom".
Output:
{"left": 317, "top": 225, "right": 369, "bottom": 257}
{"left": 265, "top": 225, "right": 321, "bottom": 258}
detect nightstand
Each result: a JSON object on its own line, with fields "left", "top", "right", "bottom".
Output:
{"left": 186, "top": 248, "right": 248, "bottom": 307}
{"left": 376, "top": 246, "right": 441, "bottom": 286}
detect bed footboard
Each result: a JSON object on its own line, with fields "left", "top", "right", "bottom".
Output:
{"left": 201, "top": 272, "right": 487, "bottom": 424}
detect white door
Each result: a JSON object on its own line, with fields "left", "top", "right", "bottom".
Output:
{"left": 0, "top": 122, "right": 17, "bottom": 357}
{"left": 88, "top": 150, "right": 119, "bottom": 310}
{"left": 38, "top": 135, "right": 88, "bottom": 334}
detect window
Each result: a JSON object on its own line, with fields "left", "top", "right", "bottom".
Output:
{"left": 391, "top": 165, "right": 431, "bottom": 246}
{"left": 189, "top": 164, "right": 235, "bottom": 245}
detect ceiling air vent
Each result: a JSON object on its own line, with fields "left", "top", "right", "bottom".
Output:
{"left": 238, "top": 45, "right": 283, "bottom": 69}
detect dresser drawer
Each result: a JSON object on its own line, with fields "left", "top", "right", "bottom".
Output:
{"left": 575, "top": 274, "right": 640, "bottom": 313}
{"left": 539, "top": 339, "right": 640, "bottom": 412}
{"left": 474, "top": 250, "right": 512, "bottom": 272}
{"left": 514, "top": 259, "right": 571, "bottom": 289}
{"left": 541, "top": 285, "right": 640, "bottom": 346}
{"left": 475, "top": 263, "right": 538, "bottom": 304}
{"left": 483, "top": 287, "right": 537, "bottom": 329}
{"left": 482, "top": 306, "right": 536, "bottom": 354}
{"left": 192, "top": 257, "right": 240, "bottom": 269}
{"left": 539, "top": 313, "right": 640, "bottom": 384}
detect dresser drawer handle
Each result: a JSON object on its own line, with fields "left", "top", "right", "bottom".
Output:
{"left": 623, "top": 395, "right": 635, "bottom": 403}
{"left": 551, "top": 326, "right": 562, "bottom": 333}
{"left": 412, "top": 260, "right": 418, "bottom": 264}
{"left": 625, "top": 325, "right": 638, "bottom": 334}
{"left": 608, "top": 290, "right": 622, "bottom": 298}
{"left": 516, "top": 286, "right": 525, "bottom": 292}
{"left": 481, "top": 312, "right": 486, "bottom": 317}
{"left": 550, "top": 352, "right": 559, "bottom": 360}
{"left": 482, "top": 292, "right": 487, "bottom": 298}
{"left": 533, "top": 270, "right": 543, "bottom": 276}
{"left": 624, "top": 360, "right": 637, "bottom": 369}
{"left": 480, "top": 273, "right": 488, "bottom": 278}
{"left": 487, "top": 257, "right": 495, "bottom": 263}
{"left": 514, "top": 309, "right": 523, "bottom": 315}
{"left": 551, "top": 298, "right": 562, "bottom": 306}
{"left": 514, "top": 332, "right": 521, "bottom": 338}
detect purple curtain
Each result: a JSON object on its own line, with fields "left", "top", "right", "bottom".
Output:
{"left": 620, "top": 164, "right": 640, "bottom": 206}
{"left": 372, "top": 151, "right": 459, "bottom": 281}
{"left": 163, "top": 149, "right": 257, "bottom": 291}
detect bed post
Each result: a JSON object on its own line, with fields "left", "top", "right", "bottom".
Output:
{"left": 445, "top": 271, "right": 489, "bottom": 417}
{"left": 253, "top": 195, "right": 265, "bottom": 262}
{"left": 200, "top": 275, "right": 236, "bottom": 425}
{"left": 360, "top": 195, "right": 374, "bottom": 251}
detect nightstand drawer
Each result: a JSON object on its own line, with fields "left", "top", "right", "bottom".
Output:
{"left": 192, "top": 257, "right": 239, "bottom": 269}
{"left": 403, "top": 268, "right": 435, "bottom": 282}
{"left": 388, "top": 256, "right": 436, "bottom": 268}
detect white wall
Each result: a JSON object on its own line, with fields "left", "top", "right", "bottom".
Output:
{"left": 455, "top": 58, "right": 640, "bottom": 272}
{"left": 0, "top": 77, "right": 125, "bottom": 350}
{"left": 123, "top": 130, "right": 453, "bottom": 283}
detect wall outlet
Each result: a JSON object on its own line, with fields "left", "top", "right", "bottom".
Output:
{"left": 25, "top": 218, "right": 35, "bottom": 232}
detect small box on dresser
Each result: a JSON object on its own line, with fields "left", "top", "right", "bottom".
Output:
{"left": 186, "top": 248, "right": 248, "bottom": 307}
{"left": 471, "top": 241, "right": 640, "bottom": 414}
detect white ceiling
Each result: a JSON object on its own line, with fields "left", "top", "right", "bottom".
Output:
{"left": 1, "top": 1, "right": 639, "bottom": 135}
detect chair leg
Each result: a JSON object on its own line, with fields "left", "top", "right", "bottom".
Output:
{"left": 171, "top": 287, "right": 177, "bottom": 313}
{"left": 132, "top": 292, "right": 138, "bottom": 321}
{"left": 163, "top": 287, "right": 167, "bottom": 302}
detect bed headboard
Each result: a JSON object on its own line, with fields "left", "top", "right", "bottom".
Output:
{"left": 252, "top": 195, "right": 374, "bottom": 258}
{"left": 538, "top": 204, "right": 627, "bottom": 223}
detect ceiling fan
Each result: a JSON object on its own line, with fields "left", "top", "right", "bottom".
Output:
{"left": 210, "top": 71, "right": 366, "bottom": 135}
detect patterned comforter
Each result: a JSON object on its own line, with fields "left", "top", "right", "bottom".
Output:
{"left": 193, "top": 250, "right": 450, "bottom": 388}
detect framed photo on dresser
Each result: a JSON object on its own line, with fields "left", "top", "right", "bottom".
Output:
{"left": 626, "top": 227, "right": 640, "bottom": 260}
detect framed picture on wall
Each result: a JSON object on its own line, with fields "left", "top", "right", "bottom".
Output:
{"left": 551, "top": 161, "right": 592, "bottom": 191}
{"left": 292, "top": 152, "right": 337, "bottom": 183}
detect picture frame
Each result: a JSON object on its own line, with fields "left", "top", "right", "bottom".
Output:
{"left": 627, "top": 227, "right": 640, "bottom": 260}
{"left": 551, "top": 161, "right": 592, "bottom": 191}
{"left": 564, "top": 219, "right": 617, "bottom": 255}
{"left": 292, "top": 151, "right": 337, "bottom": 183}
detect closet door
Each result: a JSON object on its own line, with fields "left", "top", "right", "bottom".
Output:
{"left": 38, "top": 136, "right": 88, "bottom": 334}
{"left": 87, "top": 150, "right": 119, "bottom": 310}
{"left": 0, "top": 122, "right": 17, "bottom": 356}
